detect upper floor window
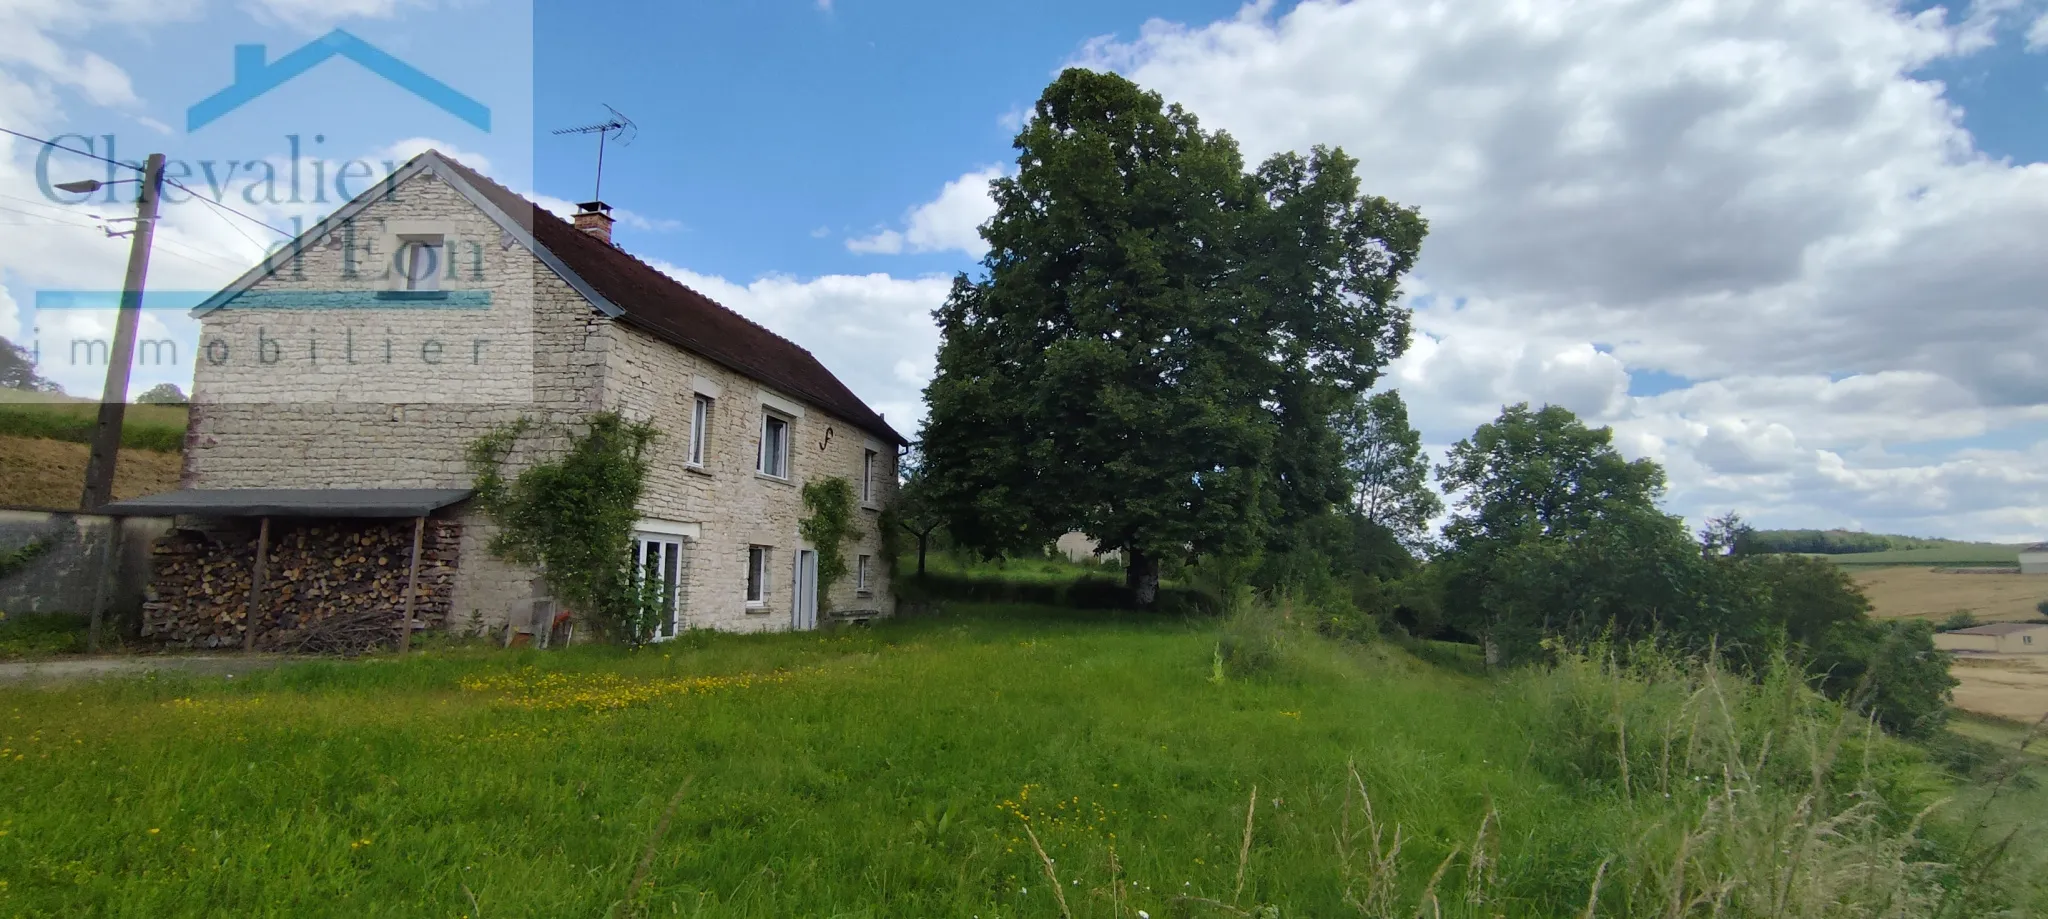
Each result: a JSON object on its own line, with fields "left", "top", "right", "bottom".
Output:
{"left": 688, "top": 395, "right": 712, "bottom": 467}
{"left": 862, "top": 449, "right": 878, "bottom": 504}
{"left": 398, "top": 238, "right": 443, "bottom": 291}
{"left": 758, "top": 411, "right": 790, "bottom": 479}
{"left": 857, "top": 554, "right": 872, "bottom": 596}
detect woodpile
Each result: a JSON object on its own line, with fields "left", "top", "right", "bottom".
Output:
{"left": 141, "top": 518, "right": 461, "bottom": 653}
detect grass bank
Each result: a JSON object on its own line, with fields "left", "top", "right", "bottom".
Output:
{"left": 0, "top": 391, "right": 187, "bottom": 453}
{"left": 0, "top": 603, "right": 2024, "bottom": 916}
{"left": 0, "top": 435, "right": 184, "bottom": 509}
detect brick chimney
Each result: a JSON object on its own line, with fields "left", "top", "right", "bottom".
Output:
{"left": 573, "top": 201, "right": 614, "bottom": 244}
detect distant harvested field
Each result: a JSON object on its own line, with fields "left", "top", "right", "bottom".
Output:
{"left": 0, "top": 434, "right": 181, "bottom": 509}
{"left": 1854, "top": 566, "right": 2047, "bottom": 622}
{"left": 1949, "top": 654, "right": 2048, "bottom": 723}
{"left": 1819, "top": 543, "right": 2028, "bottom": 567}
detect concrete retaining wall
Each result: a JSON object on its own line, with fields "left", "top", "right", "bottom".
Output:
{"left": 0, "top": 507, "right": 172, "bottom": 624}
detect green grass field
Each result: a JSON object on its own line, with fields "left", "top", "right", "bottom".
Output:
{"left": 0, "top": 390, "right": 186, "bottom": 452}
{"left": 0, "top": 603, "right": 2025, "bottom": 917}
{"left": 1816, "top": 543, "right": 2028, "bottom": 567}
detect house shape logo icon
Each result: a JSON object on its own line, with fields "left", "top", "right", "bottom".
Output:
{"left": 188, "top": 29, "right": 491, "bottom": 132}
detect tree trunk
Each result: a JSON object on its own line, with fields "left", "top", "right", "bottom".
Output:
{"left": 1125, "top": 548, "right": 1159, "bottom": 607}
{"left": 916, "top": 534, "right": 929, "bottom": 576}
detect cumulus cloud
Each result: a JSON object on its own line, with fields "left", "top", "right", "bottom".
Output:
{"left": 846, "top": 166, "right": 1003, "bottom": 255}
{"left": 1066, "top": 0, "right": 2048, "bottom": 540}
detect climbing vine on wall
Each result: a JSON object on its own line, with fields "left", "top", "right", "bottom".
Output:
{"left": 468, "top": 412, "right": 661, "bottom": 645}
{"left": 799, "top": 477, "right": 856, "bottom": 613}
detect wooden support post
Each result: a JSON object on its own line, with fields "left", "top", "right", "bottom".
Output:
{"left": 398, "top": 515, "right": 425, "bottom": 653}
{"left": 86, "top": 516, "right": 121, "bottom": 654}
{"left": 244, "top": 517, "right": 270, "bottom": 653}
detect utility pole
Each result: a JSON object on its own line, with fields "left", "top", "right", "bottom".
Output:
{"left": 79, "top": 152, "right": 165, "bottom": 511}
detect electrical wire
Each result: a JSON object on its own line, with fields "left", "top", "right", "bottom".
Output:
{"left": 0, "top": 202, "right": 249, "bottom": 273}
{"left": 2, "top": 123, "right": 297, "bottom": 241}
{"left": 169, "top": 181, "right": 296, "bottom": 239}
{"left": 0, "top": 125, "right": 143, "bottom": 173}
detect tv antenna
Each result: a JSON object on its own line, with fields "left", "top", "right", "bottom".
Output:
{"left": 550, "top": 104, "right": 637, "bottom": 202}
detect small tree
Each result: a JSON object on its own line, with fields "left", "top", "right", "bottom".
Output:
{"left": 135, "top": 383, "right": 188, "bottom": 405}
{"left": 893, "top": 444, "right": 944, "bottom": 576}
{"left": 468, "top": 413, "right": 661, "bottom": 645}
{"left": 1337, "top": 390, "right": 1441, "bottom": 551}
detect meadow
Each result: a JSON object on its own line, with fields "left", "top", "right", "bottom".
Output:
{"left": 0, "top": 601, "right": 2030, "bottom": 917}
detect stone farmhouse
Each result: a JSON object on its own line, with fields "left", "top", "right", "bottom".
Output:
{"left": 108, "top": 150, "right": 904, "bottom": 645}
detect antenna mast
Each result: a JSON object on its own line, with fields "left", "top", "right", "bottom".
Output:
{"left": 550, "top": 104, "right": 637, "bottom": 202}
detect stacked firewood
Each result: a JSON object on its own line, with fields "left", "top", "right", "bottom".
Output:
{"left": 142, "top": 519, "right": 461, "bottom": 653}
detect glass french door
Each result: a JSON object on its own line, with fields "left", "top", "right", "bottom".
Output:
{"left": 792, "top": 549, "right": 818, "bottom": 631}
{"left": 634, "top": 535, "right": 684, "bottom": 641}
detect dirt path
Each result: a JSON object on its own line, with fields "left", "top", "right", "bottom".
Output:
{"left": 0, "top": 654, "right": 292, "bottom": 684}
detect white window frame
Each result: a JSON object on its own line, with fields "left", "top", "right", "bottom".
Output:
{"left": 757, "top": 411, "right": 791, "bottom": 480}
{"left": 857, "top": 554, "right": 872, "bottom": 596}
{"left": 398, "top": 237, "right": 444, "bottom": 291}
{"left": 746, "top": 545, "right": 771, "bottom": 607}
{"left": 861, "top": 449, "right": 877, "bottom": 504}
{"left": 688, "top": 395, "right": 711, "bottom": 468}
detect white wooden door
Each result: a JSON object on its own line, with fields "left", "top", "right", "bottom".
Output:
{"left": 792, "top": 549, "right": 818, "bottom": 631}
{"left": 634, "top": 535, "right": 683, "bottom": 641}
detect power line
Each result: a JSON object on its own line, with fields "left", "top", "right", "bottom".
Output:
{"left": 0, "top": 125, "right": 143, "bottom": 173}
{"left": 1, "top": 126, "right": 297, "bottom": 240}
{"left": 0, "top": 202, "right": 248, "bottom": 273}
{"left": 170, "top": 181, "right": 296, "bottom": 239}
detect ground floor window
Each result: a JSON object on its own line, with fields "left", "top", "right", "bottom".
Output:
{"left": 747, "top": 546, "right": 771, "bottom": 607}
{"left": 856, "top": 554, "right": 871, "bottom": 596}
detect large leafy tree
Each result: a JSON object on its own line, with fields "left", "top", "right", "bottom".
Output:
{"left": 1337, "top": 390, "right": 1441, "bottom": 550}
{"left": 919, "top": 68, "right": 1425, "bottom": 604}
{"left": 1, "top": 336, "right": 59, "bottom": 392}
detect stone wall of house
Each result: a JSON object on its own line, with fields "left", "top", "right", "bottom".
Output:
{"left": 602, "top": 321, "right": 897, "bottom": 632}
{"left": 183, "top": 165, "right": 604, "bottom": 632}
{"left": 182, "top": 162, "right": 898, "bottom": 637}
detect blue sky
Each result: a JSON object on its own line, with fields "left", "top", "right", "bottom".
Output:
{"left": 3, "top": 0, "right": 2047, "bottom": 541}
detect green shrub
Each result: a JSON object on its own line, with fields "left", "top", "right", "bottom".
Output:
{"left": 0, "top": 612, "right": 88, "bottom": 659}
{"left": 468, "top": 413, "right": 662, "bottom": 646}
{"left": 1939, "top": 610, "right": 1981, "bottom": 632}
{"left": 893, "top": 571, "right": 1224, "bottom": 616}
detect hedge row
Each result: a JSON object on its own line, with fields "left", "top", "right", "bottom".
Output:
{"left": 0, "top": 408, "right": 184, "bottom": 452}
{"left": 895, "top": 571, "right": 1223, "bottom": 616}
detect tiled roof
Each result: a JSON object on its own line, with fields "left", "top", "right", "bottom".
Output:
{"left": 1947, "top": 623, "right": 2048, "bottom": 636}
{"left": 2021, "top": 543, "right": 2048, "bottom": 553}
{"left": 435, "top": 154, "right": 907, "bottom": 445}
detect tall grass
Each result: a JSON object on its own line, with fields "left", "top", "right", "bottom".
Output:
{"left": 0, "top": 601, "right": 2026, "bottom": 916}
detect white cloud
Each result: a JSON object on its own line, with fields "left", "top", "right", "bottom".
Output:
{"left": 2028, "top": 9, "right": 2048, "bottom": 49}
{"left": 847, "top": 166, "right": 1003, "bottom": 256}
{"left": 243, "top": 0, "right": 427, "bottom": 31}
{"left": 1059, "top": 0, "right": 2048, "bottom": 540}
{"left": 647, "top": 262, "right": 951, "bottom": 431}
